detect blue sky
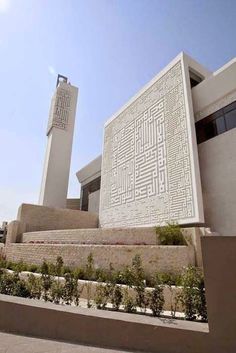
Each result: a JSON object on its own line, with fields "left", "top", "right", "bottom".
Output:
{"left": 0, "top": 0, "right": 236, "bottom": 222}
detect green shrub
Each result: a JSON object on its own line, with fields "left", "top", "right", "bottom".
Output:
{"left": 196, "top": 278, "right": 207, "bottom": 322}
{"left": 41, "top": 261, "right": 52, "bottom": 301}
{"left": 0, "top": 257, "right": 6, "bottom": 269}
{"left": 73, "top": 267, "right": 85, "bottom": 280}
{"left": 63, "top": 272, "right": 77, "bottom": 305}
{"left": 110, "top": 284, "right": 123, "bottom": 311}
{"left": 95, "top": 268, "right": 108, "bottom": 282}
{"left": 11, "top": 274, "right": 30, "bottom": 298}
{"left": 85, "top": 253, "right": 95, "bottom": 280}
{"left": 62, "top": 266, "right": 72, "bottom": 275}
{"left": 95, "top": 283, "right": 111, "bottom": 309}
{"left": 148, "top": 286, "right": 164, "bottom": 317}
{"left": 73, "top": 282, "right": 81, "bottom": 306}
{"left": 131, "top": 255, "right": 148, "bottom": 311}
{"left": 119, "top": 266, "right": 134, "bottom": 286}
{"left": 155, "top": 222, "right": 187, "bottom": 245}
{"left": 0, "top": 271, "right": 30, "bottom": 298}
{"left": 28, "top": 264, "right": 39, "bottom": 273}
{"left": 55, "top": 256, "right": 64, "bottom": 277}
{"left": 27, "top": 274, "right": 42, "bottom": 299}
{"left": 50, "top": 280, "right": 63, "bottom": 304}
{"left": 154, "top": 272, "right": 182, "bottom": 286}
{"left": 122, "top": 288, "right": 136, "bottom": 313}
{"left": 179, "top": 266, "right": 207, "bottom": 321}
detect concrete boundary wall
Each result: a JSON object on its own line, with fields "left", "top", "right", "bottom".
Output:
{"left": 5, "top": 244, "right": 195, "bottom": 274}
{"left": 1, "top": 237, "right": 236, "bottom": 352}
{"left": 0, "top": 294, "right": 208, "bottom": 353}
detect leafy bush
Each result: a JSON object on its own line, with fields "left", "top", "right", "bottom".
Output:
{"left": 63, "top": 272, "right": 78, "bottom": 305}
{"left": 94, "top": 283, "right": 112, "bottom": 309}
{"left": 110, "top": 284, "right": 123, "bottom": 311}
{"left": 179, "top": 266, "right": 207, "bottom": 321}
{"left": 50, "top": 280, "right": 64, "bottom": 304}
{"left": 148, "top": 286, "right": 164, "bottom": 317}
{"left": 154, "top": 272, "right": 182, "bottom": 287}
{"left": 131, "top": 255, "right": 148, "bottom": 311}
{"left": 122, "top": 288, "right": 136, "bottom": 313}
{"left": 156, "top": 222, "right": 187, "bottom": 245}
{"left": 196, "top": 277, "right": 207, "bottom": 322}
{"left": 41, "top": 261, "right": 52, "bottom": 301}
{"left": 0, "top": 270, "right": 30, "bottom": 298}
{"left": 0, "top": 256, "right": 207, "bottom": 322}
{"left": 27, "top": 274, "right": 42, "bottom": 299}
{"left": 28, "top": 264, "right": 39, "bottom": 273}
{"left": 55, "top": 256, "right": 64, "bottom": 277}
{"left": 85, "top": 253, "right": 95, "bottom": 280}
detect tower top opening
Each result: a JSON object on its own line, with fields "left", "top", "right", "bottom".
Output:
{"left": 56, "top": 74, "right": 68, "bottom": 87}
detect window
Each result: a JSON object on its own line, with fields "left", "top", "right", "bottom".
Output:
{"left": 195, "top": 100, "right": 236, "bottom": 144}
{"left": 81, "top": 177, "right": 101, "bottom": 211}
{"left": 225, "top": 110, "right": 236, "bottom": 131}
{"left": 189, "top": 70, "right": 203, "bottom": 88}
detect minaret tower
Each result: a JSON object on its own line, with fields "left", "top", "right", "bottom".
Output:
{"left": 39, "top": 75, "right": 78, "bottom": 208}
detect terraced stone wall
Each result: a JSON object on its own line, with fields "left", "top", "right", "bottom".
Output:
{"left": 5, "top": 243, "right": 194, "bottom": 274}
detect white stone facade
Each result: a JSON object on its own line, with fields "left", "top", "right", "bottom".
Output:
{"left": 99, "top": 54, "right": 205, "bottom": 227}
{"left": 77, "top": 53, "right": 236, "bottom": 234}
{"left": 39, "top": 80, "right": 78, "bottom": 209}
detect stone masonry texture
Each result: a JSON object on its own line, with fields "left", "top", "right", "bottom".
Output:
{"left": 5, "top": 243, "right": 194, "bottom": 274}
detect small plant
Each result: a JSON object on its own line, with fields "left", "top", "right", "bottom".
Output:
{"left": 131, "top": 255, "right": 148, "bottom": 311}
{"left": 63, "top": 272, "right": 76, "bottom": 305}
{"left": 27, "top": 274, "right": 42, "bottom": 299}
{"left": 154, "top": 272, "right": 182, "bottom": 286}
{"left": 41, "top": 260, "right": 52, "bottom": 302}
{"left": 148, "top": 286, "right": 164, "bottom": 317}
{"left": 95, "top": 284, "right": 107, "bottom": 309}
{"left": 50, "top": 280, "right": 63, "bottom": 304}
{"left": 179, "top": 266, "right": 206, "bottom": 321}
{"left": 28, "top": 264, "right": 39, "bottom": 273}
{"left": 85, "top": 253, "right": 95, "bottom": 281}
{"left": 155, "top": 222, "right": 187, "bottom": 245}
{"left": 110, "top": 284, "right": 123, "bottom": 311}
{"left": 55, "top": 256, "right": 64, "bottom": 277}
{"left": 73, "top": 282, "right": 81, "bottom": 306}
{"left": 0, "top": 271, "right": 30, "bottom": 298}
{"left": 195, "top": 271, "right": 208, "bottom": 322}
{"left": 122, "top": 288, "right": 136, "bottom": 313}
{"left": 73, "top": 267, "right": 85, "bottom": 280}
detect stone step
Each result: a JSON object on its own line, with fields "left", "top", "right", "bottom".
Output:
{"left": 22, "top": 227, "right": 157, "bottom": 245}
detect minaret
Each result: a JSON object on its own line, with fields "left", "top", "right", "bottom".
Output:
{"left": 39, "top": 75, "right": 78, "bottom": 209}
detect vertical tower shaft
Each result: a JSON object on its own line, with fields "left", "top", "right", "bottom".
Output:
{"left": 39, "top": 76, "right": 78, "bottom": 208}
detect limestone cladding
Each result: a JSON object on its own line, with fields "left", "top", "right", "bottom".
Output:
{"left": 100, "top": 54, "right": 204, "bottom": 227}
{"left": 5, "top": 244, "right": 195, "bottom": 274}
{"left": 39, "top": 81, "right": 78, "bottom": 209}
{"left": 17, "top": 204, "right": 98, "bottom": 232}
{"left": 22, "top": 227, "right": 157, "bottom": 245}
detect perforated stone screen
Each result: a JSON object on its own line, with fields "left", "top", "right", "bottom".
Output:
{"left": 100, "top": 57, "right": 204, "bottom": 227}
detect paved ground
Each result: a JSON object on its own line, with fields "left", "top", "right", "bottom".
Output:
{"left": 0, "top": 332, "right": 135, "bottom": 353}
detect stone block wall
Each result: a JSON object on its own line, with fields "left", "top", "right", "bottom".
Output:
{"left": 17, "top": 203, "right": 99, "bottom": 232}
{"left": 5, "top": 243, "right": 195, "bottom": 274}
{"left": 22, "top": 227, "right": 157, "bottom": 245}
